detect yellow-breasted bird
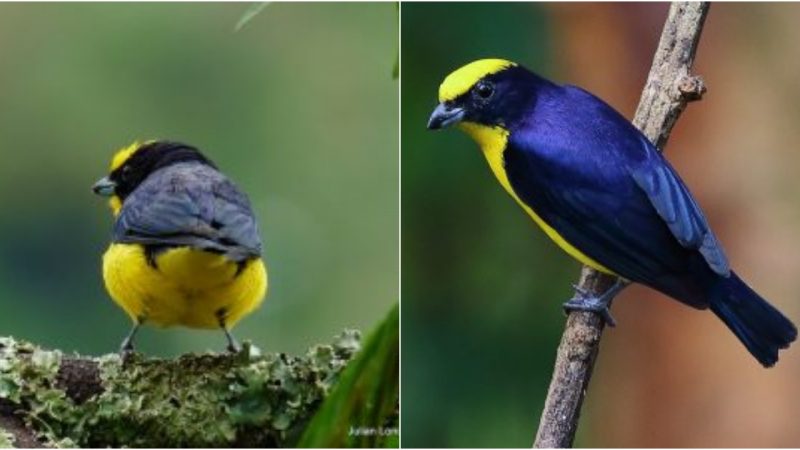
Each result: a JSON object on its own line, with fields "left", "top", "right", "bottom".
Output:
{"left": 428, "top": 59, "right": 796, "bottom": 366}
{"left": 93, "top": 141, "right": 267, "bottom": 355}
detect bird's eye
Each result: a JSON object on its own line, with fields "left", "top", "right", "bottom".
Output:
{"left": 121, "top": 165, "right": 132, "bottom": 181}
{"left": 474, "top": 81, "right": 495, "bottom": 100}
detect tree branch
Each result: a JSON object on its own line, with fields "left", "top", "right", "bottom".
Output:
{"left": 0, "top": 332, "right": 361, "bottom": 447}
{"left": 533, "top": 3, "right": 710, "bottom": 448}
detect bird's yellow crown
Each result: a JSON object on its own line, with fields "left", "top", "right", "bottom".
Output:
{"left": 438, "top": 58, "right": 517, "bottom": 102}
{"left": 104, "top": 140, "right": 155, "bottom": 215}
{"left": 110, "top": 140, "right": 153, "bottom": 171}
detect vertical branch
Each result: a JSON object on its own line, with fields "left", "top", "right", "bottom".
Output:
{"left": 533, "top": 3, "right": 710, "bottom": 448}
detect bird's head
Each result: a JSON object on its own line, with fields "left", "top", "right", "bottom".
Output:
{"left": 92, "top": 140, "right": 213, "bottom": 215}
{"left": 427, "top": 59, "right": 547, "bottom": 143}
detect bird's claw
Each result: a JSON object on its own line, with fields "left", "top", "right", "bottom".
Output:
{"left": 118, "top": 341, "right": 136, "bottom": 364}
{"left": 227, "top": 341, "right": 241, "bottom": 354}
{"left": 118, "top": 320, "right": 142, "bottom": 365}
{"left": 571, "top": 283, "right": 590, "bottom": 298}
{"left": 563, "top": 295, "right": 617, "bottom": 327}
{"left": 563, "top": 280, "right": 627, "bottom": 327}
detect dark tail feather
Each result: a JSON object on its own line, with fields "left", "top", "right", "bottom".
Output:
{"left": 709, "top": 273, "right": 797, "bottom": 367}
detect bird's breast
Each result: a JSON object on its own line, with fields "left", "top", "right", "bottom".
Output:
{"left": 459, "top": 122, "right": 614, "bottom": 275}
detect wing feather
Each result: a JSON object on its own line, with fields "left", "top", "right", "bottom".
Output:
{"left": 112, "top": 163, "right": 262, "bottom": 261}
{"left": 630, "top": 140, "right": 729, "bottom": 276}
{"left": 502, "top": 135, "right": 726, "bottom": 307}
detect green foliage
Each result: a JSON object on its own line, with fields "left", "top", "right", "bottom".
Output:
{"left": 234, "top": 2, "right": 270, "bottom": 32}
{"left": 0, "top": 332, "right": 360, "bottom": 447}
{"left": 298, "top": 304, "right": 399, "bottom": 448}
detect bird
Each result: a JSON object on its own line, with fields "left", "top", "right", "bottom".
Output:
{"left": 427, "top": 58, "right": 796, "bottom": 367}
{"left": 92, "top": 140, "right": 268, "bottom": 356}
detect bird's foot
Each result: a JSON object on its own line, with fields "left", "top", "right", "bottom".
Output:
{"left": 118, "top": 322, "right": 141, "bottom": 364}
{"left": 118, "top": 339, "right": 136, "bottom": 363}
{"left": 223, "top": 328, "right": 241, "bottom": 354}
{"left": 563, "top": 280, "right": 627, "bottom": 327}
{"left": 563, "top": 296, "right": 617, "bottom": 327}
{"left": 227, "top": 341, "right": 241, "bottom": 354}
{"left": 216, "top": 309, "right": 241, "bottom": 354}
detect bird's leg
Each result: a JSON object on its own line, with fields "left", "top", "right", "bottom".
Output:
{"left": 563, "top": 279, "right": 627, "bottom": 327}
{"left": 119, "top": 320, "right": 142, "bottom": 361}
{"left": 216, "top": 308, "right": 240, "bottom": 353}
{"left": 222, "top": 327, "right": 241, "bottom": 353}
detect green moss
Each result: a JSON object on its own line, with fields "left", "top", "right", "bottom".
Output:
{"left": 0, "top": 331, "right": 360, "bottom": 447}
{"left": 0, "top": 429, "right": 14, "bottom": 448}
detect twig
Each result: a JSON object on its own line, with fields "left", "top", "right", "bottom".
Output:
{"left": 533, "top": 3, "right": 710, "bottom": 448}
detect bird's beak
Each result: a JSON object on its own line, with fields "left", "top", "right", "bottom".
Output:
{"left": 92, "top": 176, "right": 116, "bottom": 197}
{"left": 427, "top": 102, "right": 465, "bottom": 130}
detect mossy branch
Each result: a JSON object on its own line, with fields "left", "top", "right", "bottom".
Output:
{"left": 533, "top": 3, "right": 710, "bottom": 448}
{"left": 0, "top": 332, "right": 361, "bottom": 447}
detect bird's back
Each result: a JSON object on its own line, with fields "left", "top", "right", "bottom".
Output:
{"left": 113, "top": 161, "right": 263, "bottom": 261}
{"left": 103, "top": 161, "right": 267, "bottom": 328}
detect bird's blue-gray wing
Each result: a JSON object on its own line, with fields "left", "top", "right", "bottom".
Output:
{"left": 112, "top": 165, "right": 262, "bottom": 261}
{"left": 503, "top": 138, "right": 719, "bottom": 307}
{"left": 629, "top": 139, "right": 729, "bottom": 276}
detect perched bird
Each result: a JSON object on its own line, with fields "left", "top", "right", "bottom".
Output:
{"left": 428, "top": 59, "right": 796, "bottom": 366}
{"left": 93, "top": 141, "right": 267, "bottom": 355}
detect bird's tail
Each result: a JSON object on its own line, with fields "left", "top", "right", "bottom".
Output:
{"left": 709, "top": 272, "right": 797, "bottom": 367}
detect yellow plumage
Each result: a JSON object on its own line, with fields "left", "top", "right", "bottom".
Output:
{"left": 103, "top": 244, "right": 267, "bottom": 329}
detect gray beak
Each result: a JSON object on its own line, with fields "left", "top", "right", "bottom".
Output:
{"left": 92, "top": 176, "right": 116, "bottom": 197}
{"left": 427, "top": 102, "right": 465, "bottom": 130}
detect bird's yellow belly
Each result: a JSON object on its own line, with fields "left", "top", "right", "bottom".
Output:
{"left": 102, "top": 244, "right": 268, "bottom": 329}
{"left": 459, "top": 122, "right": 615, "bottom": 275}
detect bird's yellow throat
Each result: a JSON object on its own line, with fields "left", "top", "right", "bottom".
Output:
{"left": 458, "top": 122, "right": 614, "bottom": 275}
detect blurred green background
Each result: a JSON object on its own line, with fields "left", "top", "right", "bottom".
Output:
{"left": 402, "top": 2, "right": 800, "bottom": 448}
{"left": 0, "top": 3, "right": 398, "bottom": 358}
{"left": 401, "top": 4, "right": 566, "bottom": 447}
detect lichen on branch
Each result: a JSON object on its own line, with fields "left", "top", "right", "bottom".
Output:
{"left": 0, "top": 331, "right": 360, "bottom": 447}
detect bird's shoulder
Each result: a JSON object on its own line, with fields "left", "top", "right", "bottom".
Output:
{"left": 506, "top": 124, "right": 639, "bottom": 192}
{"left": 511, "top": 85, "right": 648, "bottom": 172}
{"left": 114, "top": 162, "right": 262, "bottom": 259}
{"left": 126, "top": 162, "right": 249, "bottom": 211}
